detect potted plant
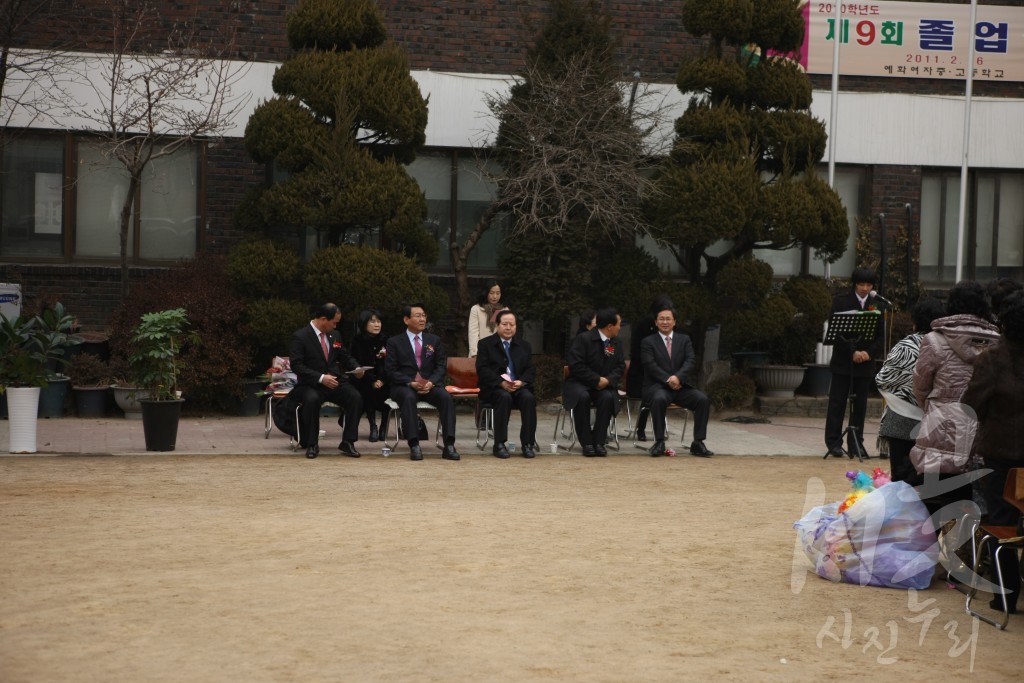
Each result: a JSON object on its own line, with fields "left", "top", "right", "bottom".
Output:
{"left": 67, "top": 352, "right": 112, "bottom": 417}
{"left": 128, "top": 308, "right": 193, "bottom": 451}
{"left": 107, "top": 355, "right": 143, "bottom": 419}
{"left": 0, "top": 302, "right": 77, "bottom": 452}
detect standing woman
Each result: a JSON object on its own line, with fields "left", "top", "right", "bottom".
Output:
{"left": 962, "top": 292, "right": 1024, "bottom": 614}
{"left": 350, "top": 309, "right": 390, "bottom": 442}
{"left": 468, "top": 280, "right": 505, "bottom": 357}
{"left": 910, "top": 281, "right": 1000, "bottom": 506}
{"left": 874, "top": 298, "right": 945, "bottom": 484}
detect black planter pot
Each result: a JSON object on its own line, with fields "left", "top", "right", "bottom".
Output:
{"left": 39, "top": 377, "right": 70, "bottom": 418}
{"left": 238, "top": 379, "right": 264, "bottom": 417}
{"left": 799, "top": 364, "right": 833, "bottom": 397}
{"left": 140, "top": 399, "right": 184, "bottom": 451}
{"left": 74, "top": 386, "right": 111, "bottom": 417}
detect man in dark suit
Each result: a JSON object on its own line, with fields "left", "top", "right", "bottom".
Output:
{"left": 825, "top": 267, "right": 886, "bottom": 458}
{"left": 562, "top": 308, "right": 626, "bottom": 456}
{"left": 476, "top": 309, "right": 537, "bottom": 459}
{"left": 289, "top": 303, "right": 365, "bottom": 459}
{"left": 384, "top": 303, "right": 459, "bottom": 461}
{"left": 640, "top": 305, "right": 713, "bottom": 457}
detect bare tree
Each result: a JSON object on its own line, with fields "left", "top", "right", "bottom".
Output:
{"left": 446, "top": 55, "right": 672, "bottom": 353}
{"left": 0, "top": 0, "right": 79, "bottom": 129}
{"left": 77, "top": 1, "right": 251, "bottom": 297}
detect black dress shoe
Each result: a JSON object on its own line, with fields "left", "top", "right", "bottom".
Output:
{"left": 826, "top": 446, "right": 846, "bottom": 458}
{"left": 339, "top": 441, "right": 361, "bottom": 457}
{"left": 442, "top": 444, "right": 461, "bottom": 460}
{"left": 305, "top": 444, "right": 319, "bottom": 459}
{"left": 368, "top": 424, "right": 379, "bottom": 442}
{"left": 493, "top": 443, "right": 510, "bottom": 459}
{"left": 635, "top": 428, "right": 647, "bottom": 442}
{"left": 409, "top": 444, "right": 423, "bottom": 461}
{"left": 649, "top": 440, "right": 666, "bottom": 457}
{"left": 522, "top": 444, "right": 536, "bottom": 458}
{"left": 582, "top": 445, "right": 597, "bottom": 456}
{"left": 594, "top": 443, "right": 608, "bottom": 457}
{"left": 690, "top": 440, "right": 714, "bottom": 457}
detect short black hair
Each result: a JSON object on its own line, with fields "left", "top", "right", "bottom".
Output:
{"left": 911, "top": 298, "right": 945, "bottom": 333}
{"left": 401, "top": 303, "right": 426, "bottom": 319}
{"left": 851, "top": 267, "right": 876, "bottom": 286}
{"left": 986, "top": 277, "right": 1022, "bottom": 319}
{"left": 595, "top": 308, "right": 620, "bottom": 329}
{"left": 945, "top": 281, "right": 991, "bottom": 320}
{"left": 494, "top": 309, "right": 516, "bottom": 326}
{"left": 655, "top": 306, "right": 678, "bottom": 321}
{"left": 314, "top": 303, "right": 340, "bottom": 320}
{"left": 999, "top": 291, "right": 1024, "bottom": 344}
{"left": 577, "top": 310, "right": 594, "bottom": 334}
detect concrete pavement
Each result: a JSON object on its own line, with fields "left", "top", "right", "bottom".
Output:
{"left": 2, "top": 403, "right": 880, "bottom": 458}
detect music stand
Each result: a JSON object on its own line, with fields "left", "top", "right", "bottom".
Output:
{"left": 822, "top": 310, "right": 881, "bottom": 461}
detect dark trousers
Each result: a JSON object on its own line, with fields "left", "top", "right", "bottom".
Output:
{"left": 572, "top": 388, "right": 619, "bottom": 446}
{"left": 825, "top": 372, "right": 870, "bottom": 451}
{"left": 390, "top": 384, "right": 456, "bottom": 444}
{"left": 292, "top": 382, "right": 362, "bottom": 447}
{"left": 356, "top": 382, "right": 390, "bottom": 423}
{"left": 646, "top": 385, "right": 711, "bottom": 442}
{"left": 488, "top": 387, "right": 537, "bottom": 446}
{"left": 885, "top": 436, "right": 919, "bottom": 485}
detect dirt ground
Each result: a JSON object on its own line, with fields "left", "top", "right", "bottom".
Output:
{"left": 1, "top": 453, "right": 1022, "bottom": 682}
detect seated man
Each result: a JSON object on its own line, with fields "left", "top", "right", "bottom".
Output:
{"left": 562, "top": 308, "right": 625, "bottom": 456}
{"left": 289, "top": 303, "right": 365, "bottom": 459}
{"left": 384, "top": 303, "right": 459, "bottom": 461}
{"left": 640, "top": 305, "right": 713, "bottom": 457}
{"left": 475, "top": 309, "right": 537, "bottom": 459}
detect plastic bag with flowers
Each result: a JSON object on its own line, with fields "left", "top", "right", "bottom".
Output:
{"left": 793, "top": 470, "right": 938, "bottom": 590}
{"left": 262, "top": 355, "right": 296, "bottom": 394}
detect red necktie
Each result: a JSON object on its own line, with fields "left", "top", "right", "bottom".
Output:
{"left": 665, "top": 335, "right": 672, "bottom": 357}
{"left": 320, "top": 332, "right": 329, "bottom": 361}
{"left": 414, "top": 335, "right": 422, "bottom": 367}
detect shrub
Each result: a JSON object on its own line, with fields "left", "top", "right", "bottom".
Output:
{"left": 247, "top": 297, "right": 311, "bottom": 367}
{"left": 305, "top": 245, "right": 435, "bottom": 330}
{"left": 108, "top": 254, "right": 252, "bottom": 411}
{"left": 706, "top": 373, "right": 756, "bottom": 411}
{"left": 531, "top": 353, "right": 566, "bottom": 401}
{"left": 225, "top": 238, "right": 302, "bottom": 299}
{"left": 66, "top": 352, "right": 111, "bottom": 388}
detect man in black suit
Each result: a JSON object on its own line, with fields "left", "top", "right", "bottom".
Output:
{"left": 640, "top": 306, "right": 713, "bottom": 457}
{"left": 476, "top": 309, "right": 537, "bottom": 459}
{"left": 384, "top": 303, "right": 459, "bottom": 461}
{"left": 825, "top": 267, "right": 886, "bottom": 458}
{"left": 289, "top": 303, "right": 365, "bottom": 459}
{"left": 562, "top": 308, "right": 626, "bottom": 456}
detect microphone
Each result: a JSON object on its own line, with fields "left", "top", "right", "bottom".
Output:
{"left": 870, "top": 290, "right": 894, "bottom": 306}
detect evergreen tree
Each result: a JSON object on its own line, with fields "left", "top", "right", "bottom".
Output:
{"left": 646, "top": 0, "right": 847, "bottom": 356}
{"left": 241, "top": 0, "right": 435, "bottom": 263}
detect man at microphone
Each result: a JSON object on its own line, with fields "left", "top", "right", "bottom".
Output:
{"left": 824, "top": 267, "right": 886, "bottom": 458}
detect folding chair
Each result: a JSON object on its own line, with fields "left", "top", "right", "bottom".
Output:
{"left": 383, "top": 398, "right": 443, "bottom": 451}
{"left": 966, "top": 468, "right": 1024, "bottom": 630}
{"left": 443, "top": 357, "right": 494, "bottom": 448}
{"left": 264, "top": 390, "right": 334, "bottom": 451}
{"left": 553, "top": 366, "right": 619, "bottom": 451}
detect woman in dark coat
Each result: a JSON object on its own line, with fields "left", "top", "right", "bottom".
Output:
{"left": 349, "top": 309, "right": 390, "bottom": 442}
{"left": 962, "top": 290, "right": 1024, "bottom": 614}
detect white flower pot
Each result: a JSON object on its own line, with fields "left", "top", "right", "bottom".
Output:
{"left": 7, "top": 387, "right": 41, "bottom": 453}
{"left": 752, "top": 365, "right": 807, "bottom": 398}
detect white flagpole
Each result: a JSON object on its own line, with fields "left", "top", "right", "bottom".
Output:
{"left": 955, "top": 0, "right": 979, "bottom": 283}
{"left": 825, "top": 0, "right": 842, "bottom": 281}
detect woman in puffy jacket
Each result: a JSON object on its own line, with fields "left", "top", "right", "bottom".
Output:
{"left": 910, "top": 282, "right": 1000, "bottom": 495}
{"left": 961, "top": 290, "right": 1024, "bottom": 614}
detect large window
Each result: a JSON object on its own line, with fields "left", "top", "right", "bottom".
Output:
{"left": 0, "top": 134, "right": 200, "bottom": 262}
{"left": 407, "top": 151, "right": 507, "bottom": 271}
{"left": 76, "top": 142, "right": 198, "bottom": 260}
{"left": 0, "top": 136, "right": 65, "bottom": 258}
{"left": 920, "top": 170, "right": 1024, "bottom": 285}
